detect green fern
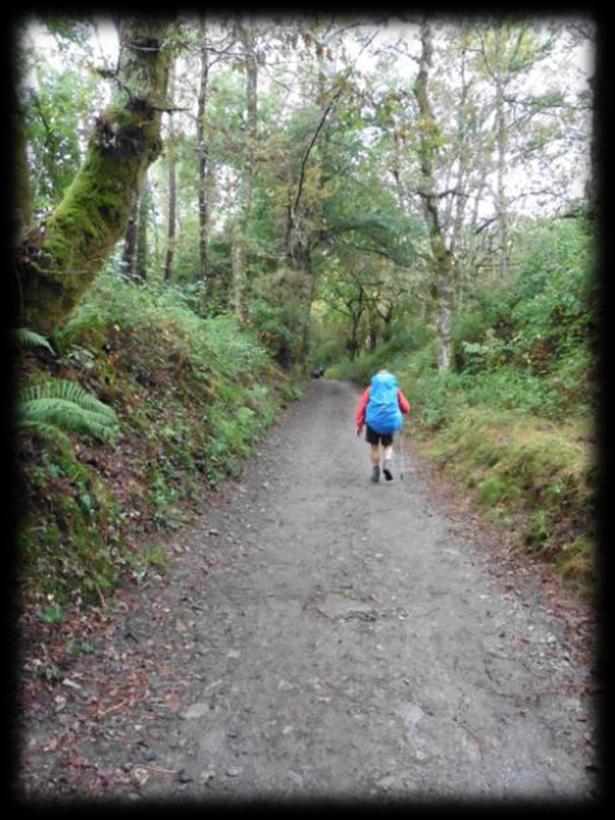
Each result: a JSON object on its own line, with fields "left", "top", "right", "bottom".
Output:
{"left": 13, "top": 328, "right": 56, "bottom": 355}
{"left": 17, "top": 379, "right": 120, "bottom": 443}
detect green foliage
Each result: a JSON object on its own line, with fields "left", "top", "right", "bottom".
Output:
{"left": 325, "top": 213, "right": 596, "bottom": 596}
{"left": 424, "top": 406, "right": 594, "bottom": 563}
{"left": 18, "top": 19, "right": 596, "bottom": 605}
{"left": 249, "top": 296, "right": 302, "bottom": 368}
{"left": 21, "top": 22, "right": 102, "bottom": 215}
{"left": 406, "top": 368, "right": 463, "bottom": 431}
{"left": 17, "top": 378, "right": 120, "bottom": 443}
{"left": 37, "top": 15, "right": 95, "bottom": 46}
{"left": 449, "top": 218, "right": 596, "bottom": 421}
{"left": 248, "top": 270, "right": 313, "bottom": 370}
{"left": 18, "top": 274, "right": 296, "bottom": 605}
{"left": 13, "top": 327, "right": 56, "bottom": 355}
{"left": 19, "top": 431, "right": 125, "bottom": 604}
{"left": 145, "top": 545, "right": 170, "bottom": 570}
{"left": 38, "top": 602, "right": 64, "bottom": 624}
{"left": 66, "top": 637, "right": 95, "bottom": 656}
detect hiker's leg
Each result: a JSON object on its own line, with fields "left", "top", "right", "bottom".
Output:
{"left": 369, "top": 444, "right": 381, "bottom": 482}
{"left": 382, "top": 437, "right": 394, "bottom": 480}
{"left": 365, "top": 426, "right": 381, "bottom": 482}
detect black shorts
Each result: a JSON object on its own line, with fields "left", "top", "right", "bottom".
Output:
{"left": 365, "top": 424, "right": 393, "bottom": 446}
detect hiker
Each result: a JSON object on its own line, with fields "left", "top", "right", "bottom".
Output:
{"left": 355, "top": 367, "right": 411, "bottom": 482}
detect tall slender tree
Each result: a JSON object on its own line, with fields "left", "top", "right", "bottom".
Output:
{"left": 196, "top": 14, "right": 211, "bottom": 300}
{"left": 231, "top": 18, "right": 258, "bottom": 324}
{"left": 414, "top": 19, "right": 455, "bottom": 372}
{"left": 135, "top": 176, "right": 150, "bottom": 281}
{"left": 121, "top": 192, "right": 139, "bottom": 279}
{"left": 163, "top": 60, "right": 177, "bottom": 283}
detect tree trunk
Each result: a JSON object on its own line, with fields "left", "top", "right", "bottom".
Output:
{"left": 17, "top": 15, "right": 173, "bottom": 334}
{"left": 391, "top": 130, "right": 406, "bottom": 211}
{"left": 163, "top": 62, "right": 177, "bottom": 283}
{"left": 135, "top": 176, "right": 150, "bottom": 281}
{"left": 197, "top": 14, "right": 210, "bottom": 300}
{"left": 299, "top": 248, "right": 315, "bottom": 365}
{"left": 367, "top": 319, "right": 378, "bottom": 351}
{"left": 284, "top": 86, "right": 341, "bottom": 271}
{"left": 347, "top": 313, "right": 362, "bottom": 361}
{"left": 12, "top": 80, "right": 32, "bottom": 240}
{"left": 121, "top": 193, "right": 139, "bottom": 279}
{"left": 414, "top": 20, "right": 455, "bottom": 373}
{"left": 232, "top": 20, "right": 258, "bottom": 324}
{"left": 316, "top": 31, "right": 333, "bottom": 189}
{"left": 347, "top": 288, "right": 366, "bottom": 362}
{"left": 449, "top": 39, "right": 479, "bottom": 313}
{"left": 434, "top": 266, "right": 454, "bottom": 372}
{"left": 283, "top": 76, "right": 342, "bottom": 368}
{"left": 494, "top": 26, "right": 511, "bottom": 277}
{"left": 585, "top": 42, "right": 599, "bottom": 220}
{"left": 381, "top": 303, "right": 394, "bottom": 342}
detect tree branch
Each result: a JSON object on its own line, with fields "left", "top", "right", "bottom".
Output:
{"left": 293, "top": 85, "right": 343, "bottom": 217}
{"left": 474, "top": 216, "right": 498, "bottom": 235}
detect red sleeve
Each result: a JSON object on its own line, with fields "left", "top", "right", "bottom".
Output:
{"left": 397, "top": 389, "right": 411, "bottom": 415}
{"left": 355, "top": 387, "right": 370, "bottom": 428}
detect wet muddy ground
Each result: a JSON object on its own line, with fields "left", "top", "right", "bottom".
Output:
{"left": 18, "top": 379, "right": 599, "bottom": 804}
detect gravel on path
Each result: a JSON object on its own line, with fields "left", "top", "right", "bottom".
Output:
{"left": 18, "top": 379, "right": 599, "bottom": 805}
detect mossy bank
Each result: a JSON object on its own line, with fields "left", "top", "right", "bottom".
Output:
{"left": 327, "top": 358, "right": 597, "bottom": 601}
{"left": 15, "top": 274, "right": 301, "bottom": 614}
{"left": 322, "top": 217, "right": 598, "bottom": 600}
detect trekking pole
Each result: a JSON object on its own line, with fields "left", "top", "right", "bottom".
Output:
{"left": 398, "top": 428, "right": 406, "bottom": 480}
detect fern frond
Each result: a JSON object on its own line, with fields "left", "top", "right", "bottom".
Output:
{"left": 19, "top": 380, "right": 118, "bottom": 421}
{"left": 17, "top": 379, "right": 120, "bottom": 443}
{"left": 18, "top": 418, "right": 71, "bottom": 448}
{"left": 13, "top": 328, "right": 55, "bottom": 355}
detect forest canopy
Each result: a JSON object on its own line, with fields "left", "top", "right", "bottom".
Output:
{"left": 14, "top": 13, "right": 595, "bottom": 369}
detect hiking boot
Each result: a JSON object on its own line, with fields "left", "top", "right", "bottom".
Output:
{"left": 382, "top": 460, "right": 393, "bottom": 481}
{"left": 370, "top": 465, "right": 380, "bottom": 483}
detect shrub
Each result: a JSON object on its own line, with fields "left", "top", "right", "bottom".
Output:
{"left": 17, "top": 273, "right": 293, "bottom": 605}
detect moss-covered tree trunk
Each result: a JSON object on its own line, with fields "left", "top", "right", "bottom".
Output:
{"left": 163, "top": 60, "right": 177, "bottom": 283}
{"left": 16, "top": 15, "right": 173, "bottom": 334}
{"left": 232, "top": 19, "right": 258, "bottom": 325}
{"left": 414, "top": 20, "right": 455, "bottom": 373}
{"left": 197, "top": 14, "right": 211, "bottom": 304}
{"left": 493, "top": 25, "right": 511, "bottom": 279}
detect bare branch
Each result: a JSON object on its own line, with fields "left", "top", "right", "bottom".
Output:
{"left": 287, "top": 83, "right": 345, "bottom": 250}
{"left": 474, "top": 216, "right": 498, "bottom": 235}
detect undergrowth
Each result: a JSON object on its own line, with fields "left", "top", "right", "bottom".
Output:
{"left": 330, "top": 350, "right": 597, "bottom": 598}
{"left": 324, "top": 218, "right": 598, "bottom": 598}
{"left": 16, "top": 274, "right": 301, "bottom": 610}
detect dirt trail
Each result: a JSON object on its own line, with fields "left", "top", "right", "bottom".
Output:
{"left": 19, "top": 379, "right": 598, "bottom": 803}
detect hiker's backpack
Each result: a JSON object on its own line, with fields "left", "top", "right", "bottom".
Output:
{"left": 365, "top": 371, "right": 402, "bottom": 435}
